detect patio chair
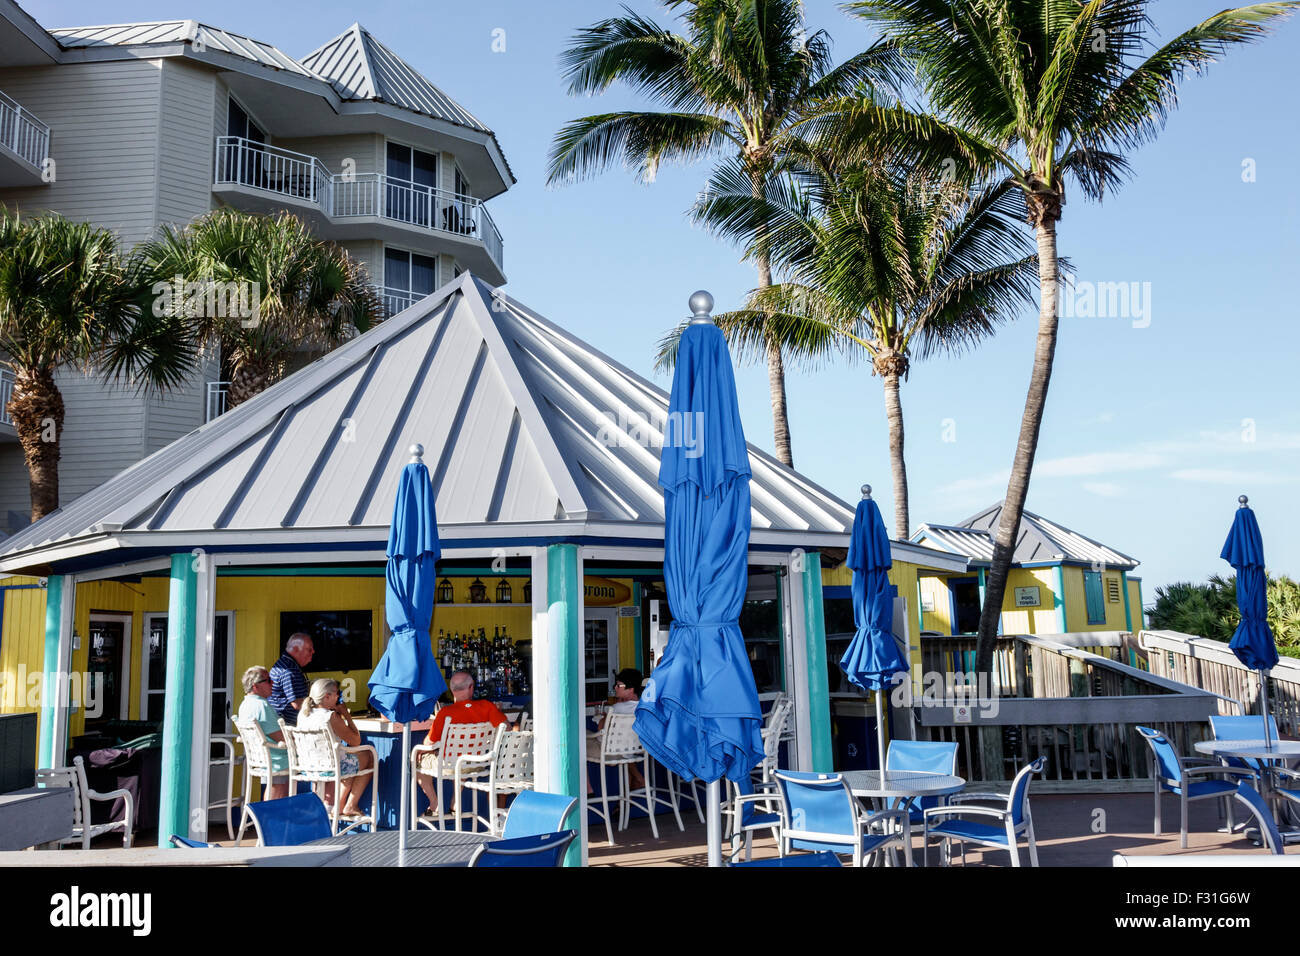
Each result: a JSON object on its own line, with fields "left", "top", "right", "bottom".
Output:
{"left": 923, "top": 757, "right": 1045, "bottom": 867}
{"left": 754, "top": 697, "right": 794, "bottom": 788}
{"left": 281, "top": 718, "right": 378, "bottom": 836}
{"left": 410, "top": 720, "right": 497, "bottom": 831}
{"left": 730, "top": 851, "right": 842, "bottom": 867}
{"left": 772, "top": 769, "right": 907, "bottom": 867}
{"left": 233, "top": 717, "right": 290, "bottom": 844}
{"left": 500, "top": 790, "right": 577, "bottom": 840}
{"left": 468, "top": 830, "right": 577, "bottom": 867}
{"left": 244, "top": 793, "right": 332, "bottom": 846}
{"left": 457, "top": 726, "right": 535, "bottom": 834}
{"left": 209, "top": 732, "right": 243, "bottom": 841}
{"left": 1136, "top": 726, "right": 1254, "bottom": 849}
{"left": 586, "top": 712, "right": 659, "bottom": 845}
{"left": 35, "top": 755, "right": 134, "bottom": 850}
{"left": 724, "top": 773, "right": 783, "bottom": 863}
{"left": 1230, "top": 781, "right": 1286, "bottom": 854}
{"left": 1209, "top": 714, "right": 1279, "bottom": 778}
{"left": 169, "top": 834, "right": 211, "bottom": 848}
{"left": 886, "top": 740, "right": 960, "bottom": 827}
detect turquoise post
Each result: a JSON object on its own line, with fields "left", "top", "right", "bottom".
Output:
{"left": 546, "top": 544, "right": 582, "bottom": 866}
{"left": 37, "top": 575, "right": 65, "bottom": 768}
{"left": 1120, "top": 570, "right": 1133, "bottom": 632}
{"left": 1054, "top": 565, "right": 1067, "bottom": 633}
{"left": 800, "top": 552, "right": 833, "bottom": 772}
{"left": 1135, "top": 579, "right": 1145, "bottom": 630}
{"left": 158, "top": 553, "right": 198, "bottom": 847}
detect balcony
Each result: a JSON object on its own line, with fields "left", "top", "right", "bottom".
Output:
{"left": 0, "top": 89, "right": 50, "bottom": 187}
{"left": 205, "top": 381, "right": 229, "bottom": 424}
{"left": 213, "top": 136, "right": 505, "bottom": 284}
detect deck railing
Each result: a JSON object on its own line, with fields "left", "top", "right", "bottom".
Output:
{"left": 0, "top": 89, "right": 50, "bottom": 172}
{"left": 377, "top": 286, "right": 419, "bottom": 317}
{"left": 205, "top": 381, "right": 230, "bottom": 423}
{"left": 905, "top": 633, "right": 1223, "bottom": 789}
{"left": 214, "top": 137, "right": 504, "bottom": 273}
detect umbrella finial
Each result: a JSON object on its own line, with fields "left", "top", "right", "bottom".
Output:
{"left": 409, "top": 443, "right": 424, "bottom": 464}
{"left": 861, "top": 484, "right": 872, "bottom": 499}
{"left": 1239, "top": 494, "right": 1249, "bottom": 508}
{"left": 689, "top": 290, "right": 714, "bottom": 324}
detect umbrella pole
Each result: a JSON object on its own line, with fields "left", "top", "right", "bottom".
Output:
{"left": 1259, "top": 670, "right": 1273, "bottom": 751}
{"left": 399, "top": 723, "right": 410, "bottom": 867}
{"left": 876, "top": 688, "right": 887, "bottom": 781}
{"left": 707, "top": 780, "right": 722, "bottom": 867}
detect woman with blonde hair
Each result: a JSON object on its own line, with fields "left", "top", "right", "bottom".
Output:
{"left": 297, "top": 678, "right": 374, "bottom": 818}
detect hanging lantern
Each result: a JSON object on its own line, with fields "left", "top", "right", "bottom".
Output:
{"left": 468, "top": 578, "right": 488, "bottom": 603}
{"left": 523, "top": 580, "right": 532, "bottom": 603}
{"left": 436, "top": 578, "right": 454, "bottom": 604}
{"left": 495, "top": 578, "right": 513, "bottom": 604}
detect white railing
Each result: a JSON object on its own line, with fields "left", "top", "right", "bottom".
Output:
{"left": 0, "top": 368, "right": 13, "bottom": 426}
{"left": 214, "top": 136, "right": 333, "bottom": 207}
{"left": 214, "top": 137, "right": 504, "bottom": 274}
{"left": 377, "top": 286, "right": 420, "bottom": 317}
{"left": 0, "top": 89, "right": 50, "bottom": 172}
{"left": 206, "top": 381, "right": 230, "bottom": 423}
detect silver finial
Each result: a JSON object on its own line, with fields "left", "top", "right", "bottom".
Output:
{"left": 689, "top": 290, "right": 714, "bottom": 324}
{"left": 409, "top": 443, "right": 424, "bottom": 463}
{"left": 861, "top": 484, "right": 872, "bottom": 499}
{"left": 1239, "top": 495, "right": 1249, "bottom": 508}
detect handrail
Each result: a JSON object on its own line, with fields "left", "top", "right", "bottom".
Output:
{"left": 0, "top": 88, "right": 50, "bottom": 171}
{"left": 0, "top": 367, "right": 13, "bottom": 426}
{"left": 214, "top": 137, "right": 504, "bottom": 273}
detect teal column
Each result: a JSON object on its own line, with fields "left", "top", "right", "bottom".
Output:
{"left": 632, "top": 582, "right": 643, "bottom": 670}
{"left": 1053, "top": 565, "right": 1067, "bottom": 633}
{"left": 800, "top": 552, "right": 833, "bottom": 772}
{"left": 546, "top": 544, "right": 582, "bottom": 867}
{"left": 158, "top": 553, "right": 198, "bottom": 847}
{"left": 1120, "top": 570, "right": 1133, "bottom": 632}
{"left": 37, "top": 575, "right": 65, "bottom": 768}
{"left": 1135, "top": 579, "right": 1145, "bottom": 631}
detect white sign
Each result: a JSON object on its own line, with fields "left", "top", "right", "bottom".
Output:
{"left": 618, "top": 606, "right": 640, "bottom": 618}
{"left": 954, "top": 705, "right": 972, "bottom": 723}
{"left": 1014, "top": 586, "right": 1041, "bottom": 608}
{"left": 920, "top": 594, "right": 935, "bottom": 612}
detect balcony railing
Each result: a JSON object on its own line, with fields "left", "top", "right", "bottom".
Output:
{"left": 215, "top": 137, "right": 504, "bottom": 274}
{"left": 0, "top": 89, "right": 50, "bottom": 172}
{"left": 206, "top": 381, "right": 230, "bottom": 423}
{"left": 378, "top": 286, "right": 421, "bottom": 317}
{"left": 0, "top": 368, "right": 13, "bottom": 426}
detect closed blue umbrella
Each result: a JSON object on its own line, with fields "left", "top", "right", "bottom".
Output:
{"left": 839, "top": 485, "right": 908, "bottom": 777}
{"left": 635, "top": 291, "right": 764, "bottom": 867}
{"left": 369, "top": 443, "right": 447, "bottom": 864}
{"left": 1221, "top": 495, "right": 1277, "bottom": 750}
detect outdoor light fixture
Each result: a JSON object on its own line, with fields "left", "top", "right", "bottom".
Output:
{"left": 523, "top": 580, "right": 532, "bottom": 603}
{"left": 468, "top": 579, "right": 488, "bottom": 603}
{"left": 436, "top": 578, "right": 454, "bottom": 604}
{"left": 495, "top": 578, "right": 512, "bottom": 603}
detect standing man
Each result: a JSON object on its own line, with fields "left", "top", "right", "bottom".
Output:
{"left": 269, "top": 633, "right": 313, "bottom": 727}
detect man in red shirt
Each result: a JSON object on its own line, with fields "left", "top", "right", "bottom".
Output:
{"left": 416, "top": 670, "right": 510, "bottom": 814}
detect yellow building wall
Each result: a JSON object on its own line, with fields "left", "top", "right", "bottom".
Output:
{"left": 919, "top": 574, "right": 954, "bottom": 635}
{"left": 1128, "top": 577, "right": 1144, "bottom": 630}
{"left": 999, "top": 567, "right": 1061, "bottom": 635}
{"left": 1061, "top": 567, "right": 1129, "bottom": 632}
{"left": 0, "top": 576, "right": 49, "bottom": 715}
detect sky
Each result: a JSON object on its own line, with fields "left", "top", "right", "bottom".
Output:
{"left": 24, "top": 0, "right": 1300, "bottom": 600}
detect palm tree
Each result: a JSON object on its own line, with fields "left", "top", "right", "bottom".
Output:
{"left": 662, "top": 162, "right": 1039, "bottom": 538}
{"left": 0, "top": 210, "right": 195, "bottom": 520}
{"left": 836, "top": 0, "right": 1297, "bottom": 672}
{"left": 547, "top": 0, "right": 905, "bottom": 467}
{"left": 141, "top": 209, "right": 381, "bottom": 408}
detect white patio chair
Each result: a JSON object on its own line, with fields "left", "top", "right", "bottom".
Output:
{"left": 233, "top": 717, "right": 290, "bottom": 844}
{"left": 410, "top": 720, "right": 497, "bottom": 831}
{"left": 280, "top": 718, "right": 378, "bottom": 836}
{"left": 35, "top": 755, "right": 134, "bottom": 849}
{"left": 586, "top": 712, "right": 657, "bottom": 845}
{"left": 209, "top": 732, "right": 243, "bottom": 841}
{"left": 923, "top": 757, "right": 1045, "bottom": 867}
{"left": 457, "top": 726, "right": 535, "bottom": 834}
{"left": 754, "top": 697, "right": 794, "bottom": 788}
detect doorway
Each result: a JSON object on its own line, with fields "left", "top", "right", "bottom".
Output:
{"left": 583, "top": 609, "right": 619, "bottom": 704}
{"left": 140, "top": 612, "right": 235, "bottom": 732}
{"left": 949, "top": 577, "right": 982, "bottom": 635}
{"left": 86, "top": 613, "right": 132, "bottom": 728}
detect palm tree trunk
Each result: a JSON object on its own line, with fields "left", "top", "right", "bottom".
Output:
{"left": 752, "top": 167, "right": 794, "bottom": 468}
{"left": 882, "top": 369, "right": 909, "bottom": 540}
{"left": 227, "top": 358, "right": 277, "bottom": 409}
{"left": 8, "top": 366, "right": 65, "bottom": 521}
{"left": 975, "top": 216, "right": 1061, "bottom": 674}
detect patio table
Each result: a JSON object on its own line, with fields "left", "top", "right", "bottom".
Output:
{"left": 1193, "top": 739, "right": 1300, "bottom": 839}
{"left": 841, "top": 770, "right": 966, "bottom": 867}
{"left": 305, "top": 827, "right": 491, "bottom": 867}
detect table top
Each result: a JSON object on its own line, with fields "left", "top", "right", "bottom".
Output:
{"left": 1193, "top": 740, "right": 1300, "bottom": 759}
{"left": 841, "top": 770, "right": 966, "bottom": 798}
{"left": 306, "top": 828, "right": 491, "bottom": 867}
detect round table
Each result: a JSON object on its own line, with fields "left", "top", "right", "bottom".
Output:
{"left": 840, "top": 770, "right": 966, "bottom": 867}
{"left": 1193, "top": 740, "right": 1300, "bottom": 842}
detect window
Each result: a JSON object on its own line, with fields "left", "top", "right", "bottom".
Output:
{"left": 1083, "top": 571, "right": 1106, "bottom": 625}
{"left": 1107, "top": 578, "right": 1122, "bottom": 603}
{"left": 386, "top": 142, "right": 439, "bottom": 227}
{"left": 383, "top": 247, "right": 438, "bottom": 315}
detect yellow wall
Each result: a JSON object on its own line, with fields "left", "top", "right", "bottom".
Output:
{"left": 1128, "top": 577, "right": 1144, "bottom": 630}
{"left": 999, "top": 567, "right": 1061, "bottom": 635}
{"left": 919, "top": 575, "right": 953, "bottom": 634}
{"left": 1061, "top": 566, "right": 1129, "bottom": 632}
{"left": 0, "top": 575, "right": 49, "bottom": 716}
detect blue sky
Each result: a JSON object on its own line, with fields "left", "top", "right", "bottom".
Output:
{"left": 28, "top": 0, "right": 1300, "bottom": 600}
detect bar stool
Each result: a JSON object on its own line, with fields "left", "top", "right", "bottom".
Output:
{"left": 586, "top": 712, "right": 656, "bottom": 845}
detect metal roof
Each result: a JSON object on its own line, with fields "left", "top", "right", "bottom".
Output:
{"left": 300, "top": 24, "right": 489, "bottom": 133}
{"left": 50, "top": 20, "right": 318, "bottom": 78}
{"left": 912, "top": 504, "right": 1139, "bottom": 570}
{"left": 0, "top": 276, "right": 857, "bottom": 570}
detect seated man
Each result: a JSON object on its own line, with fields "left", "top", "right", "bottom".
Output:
{"left": 237, "top": 666, "right": 289, "bottom": 800}
{"left": 589, "top": 668, "right": 646, "bottom": 794}
{"left": 416, "top": 670, "right": 510, "bottom": 813}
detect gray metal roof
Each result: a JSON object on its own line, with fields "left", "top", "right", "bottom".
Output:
{"left": 300, "top": 24, "right": 489, "bottom": 133}
{"left": 0, "top": 276, "right": 855, "bottom": 569}
{"left": 50, "top": 20, "right": 318, "bottom": 78}
{"left": 912, "top": 504, "right": 1139, "bottom": 570}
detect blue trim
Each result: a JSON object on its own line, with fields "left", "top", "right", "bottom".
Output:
{"left": 822, "top": 585, "right": 851, "bottom": 599}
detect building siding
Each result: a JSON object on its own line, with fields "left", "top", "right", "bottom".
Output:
{"left": 156, "top": 59, "right": 217, "bottom": 229}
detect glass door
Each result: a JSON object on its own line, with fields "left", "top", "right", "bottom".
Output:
{"left": 86, "top": 614, "right": 131, "bottom": 728}
{"left": 583, "top": 610, "right": 619, "bottom": 704}
{"left": 141, "top": 612, "right": 235, "bottom": 732}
